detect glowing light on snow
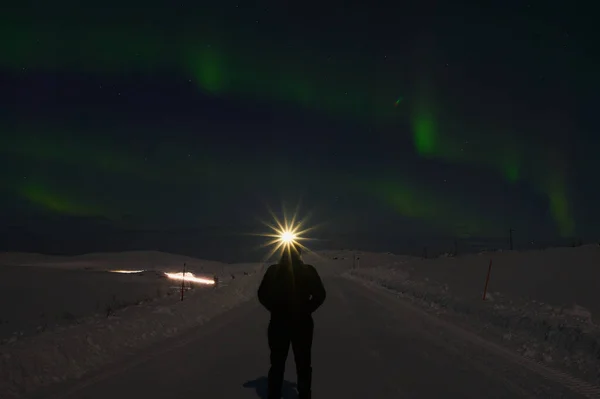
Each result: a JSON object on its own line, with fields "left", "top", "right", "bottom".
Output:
{"left": 109, "top": 269, "right": 145, "bottom": 274}
{"left": 164, "top": 272, "right": 215, "bottom": 285}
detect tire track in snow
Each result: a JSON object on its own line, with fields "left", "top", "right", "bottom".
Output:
{"left": 318, "top": 277, "right": 399, "bottom": 396}
{"left": 344, "top": 278, "right": 539, "bottom": 398}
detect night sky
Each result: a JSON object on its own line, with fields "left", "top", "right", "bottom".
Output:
{"left": 1, "top": 1, "right": 597, "bottom": 260}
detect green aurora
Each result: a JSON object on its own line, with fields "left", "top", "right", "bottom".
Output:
{"left": 0, "top": 9, "right": 577, "bottom": 237}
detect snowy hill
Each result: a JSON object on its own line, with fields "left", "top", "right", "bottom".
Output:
{"left": 0, "top": 250, "right": 258, "bottom": 341}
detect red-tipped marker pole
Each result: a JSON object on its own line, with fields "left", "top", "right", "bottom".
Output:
{"left": 482, "top": 259, "right": 492, "bottom": 300}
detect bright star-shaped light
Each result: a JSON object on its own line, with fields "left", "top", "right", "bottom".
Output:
{"left": 280, "top": 231, "right": 297, "bottom": 244}
{"left": 255, "top": 205, "right": 317, "bottom": 261}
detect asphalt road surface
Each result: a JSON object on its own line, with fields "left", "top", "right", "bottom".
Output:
{"left": 34, "top": 275, "right": 599, "bottom": 399}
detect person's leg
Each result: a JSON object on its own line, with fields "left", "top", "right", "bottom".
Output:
{"left": 268, "top": 320, "right": 291, "bottom": 399}
{"left": 291, "top": 318, "right": 314, "bottom": 399}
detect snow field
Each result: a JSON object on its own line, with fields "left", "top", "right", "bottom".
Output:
{"left": 340, "top": 245, "right": 600, "bottom": 385}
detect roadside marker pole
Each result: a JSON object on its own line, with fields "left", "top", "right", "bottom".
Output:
{"left": 482, "top": 259, "right": 492, "bottom": 300}
{"left": 180, "top": 263, "right": 186, "bottom": 302}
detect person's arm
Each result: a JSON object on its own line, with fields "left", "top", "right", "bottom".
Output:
{"left": 257, "top": 265, "right": 276, "bottom": 312}
{"left": 306, "top": 265, "right": 326, "bottom": 313}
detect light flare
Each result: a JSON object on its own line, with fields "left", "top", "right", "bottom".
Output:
{"left": 255, "top": 205, "right": 319, "bottom": 261}
{"left": 164, "top": 272, "right": 215, "bottom": 285}
{"left": 280, "top": 231, "right": 297, "bottom": 244}
{"left": 109, "top": 269, "right": 145, "bottom": 274}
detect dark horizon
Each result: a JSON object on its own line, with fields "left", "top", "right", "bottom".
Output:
{"left": 0, "top": 217, "right": 590, "bottom": 263}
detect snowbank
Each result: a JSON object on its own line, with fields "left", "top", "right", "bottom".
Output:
{"left": 0, "top": 252, "right": 263, "bottom": 398}
{"left": 0, "top": 251, "right": 254, "bottom": 341}
{"left": 0, "top": 250, "right": 227, "bottom": 271}
{"left": 340, "top": 245, "right": 600, "bottom": 385}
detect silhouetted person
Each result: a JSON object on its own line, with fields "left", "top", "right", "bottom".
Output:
{"left": 258, "top": 244, "right": 326, "bottom": 399}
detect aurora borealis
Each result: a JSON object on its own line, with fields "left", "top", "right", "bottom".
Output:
{"left": 1, "top": 2, "right": 597, "bottom": 259}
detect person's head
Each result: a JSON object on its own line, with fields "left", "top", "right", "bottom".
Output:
{"left": 279, "top": 242, "right": 303, "bottom": 265}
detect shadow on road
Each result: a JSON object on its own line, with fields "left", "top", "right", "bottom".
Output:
{"left": 242, "top": 376, "right": 298, "bottom": 399}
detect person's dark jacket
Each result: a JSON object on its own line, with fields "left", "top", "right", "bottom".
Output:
{"left": 257, "top": 260, "right": 326, "bottom": 319}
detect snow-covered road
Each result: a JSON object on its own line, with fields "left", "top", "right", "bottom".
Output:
{"left": 33, "top": 276, "right": 597, "bottom": 399}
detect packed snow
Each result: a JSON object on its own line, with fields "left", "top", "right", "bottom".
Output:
{"left": 0, "top": 251, "right": 264, "bottom": 398}
{"left": 2, "top": 245, "right": 600, "bottom": 397}
{"left": 338, "top": 245, "right": 600, "bottom": 385}
{"left": 9, "top": 252, "right": 599, "bottom": 399}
